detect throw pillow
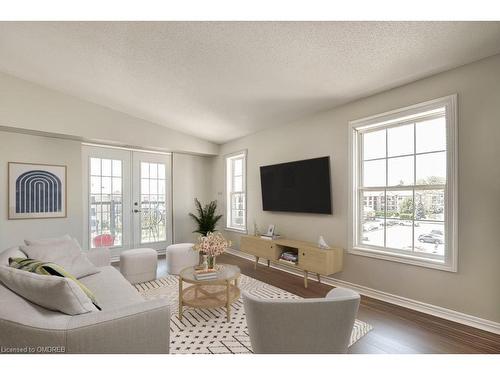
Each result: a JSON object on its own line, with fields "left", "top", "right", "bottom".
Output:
{"left": 24, "top": 234, "right": 72, "bottom": 246}
{"left": 20, "top": 238, "right": 99, "bottom": 279}
{"left": 0, "top": 265, "right": 98, "bottom": 316}
{"left": 9, "top": 257, "right": 101, "bottom": 311}
{"left": 0, "top": 246, "right": 27, "bottom": 267}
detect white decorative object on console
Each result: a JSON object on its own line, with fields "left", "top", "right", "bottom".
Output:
{"left": 265, "top": 224, "right": 275, "bottom": 236}
{"left": 318, "top": 236, "right": 330, "bottom": 249}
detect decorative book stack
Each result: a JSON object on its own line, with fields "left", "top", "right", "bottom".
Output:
{"left": 194, "top": 269, "right": 218, "bottom": 281}
{"left": 278, "top": 251, "right": 298, "bottom": 266}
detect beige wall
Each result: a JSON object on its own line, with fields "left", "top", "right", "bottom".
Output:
{"left": 0, "top": 131, "right": 83, "bottom": 248}
{"left": 172, "top": 153, "right": 214, "bottom": 243}
{"left": 0, "top": 72, "right": 218, "bottom": 155}
{"left": 213, "top": 54, "right": 500, "bottom": 323}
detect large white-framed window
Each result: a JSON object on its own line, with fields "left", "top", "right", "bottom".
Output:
{"left": 348, "top": 95, "right": 458, "bottom": 272}
{"left": 225, "top": 150, "right": 247, "bottom": 232}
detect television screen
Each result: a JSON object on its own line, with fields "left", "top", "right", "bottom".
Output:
{"left": 260, "top": 156, "right": 332, "bottom": 214}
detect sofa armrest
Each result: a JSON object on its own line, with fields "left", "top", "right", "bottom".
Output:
{"left": 66, "top": 298, "right": 170, "bottom": 353}
{"left": 84, "top": 247, "right": 111, "bottom": 267}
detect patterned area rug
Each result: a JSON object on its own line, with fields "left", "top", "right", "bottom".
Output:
{"left": 134, "top": 274, "right": 372, "bottom": 354}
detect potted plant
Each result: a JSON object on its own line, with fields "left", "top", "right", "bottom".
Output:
{"left": 193, "top": 232, "right": 231, "bottom": 269}
{"left": 189, "top": 198, "right": 223, "bottom": 236}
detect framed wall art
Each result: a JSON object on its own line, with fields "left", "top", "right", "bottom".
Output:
{"left": 8, "top": 162, "right": 67, "bottom": 219}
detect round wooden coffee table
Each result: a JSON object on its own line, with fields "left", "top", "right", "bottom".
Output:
{"left": 178, "top": 264, "right": 241, "bottom": 322}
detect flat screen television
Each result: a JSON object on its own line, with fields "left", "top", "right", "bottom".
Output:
{"left": 260, "top": 156, "right": 332, "bottom": 214}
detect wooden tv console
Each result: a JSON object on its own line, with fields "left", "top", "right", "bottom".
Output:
{"left": 240, "top": 235, "right": 343, "bottom": 288}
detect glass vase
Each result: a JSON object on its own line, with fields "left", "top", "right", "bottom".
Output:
{"left": 202, "top": 255, "right": 208, "bottom": 270}
{"left": 207, "top": 255, "right": 216, "bottom": 270}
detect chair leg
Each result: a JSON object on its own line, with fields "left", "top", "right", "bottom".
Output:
{"left": 178, "top": 277, "right": 183, "bottom": 321}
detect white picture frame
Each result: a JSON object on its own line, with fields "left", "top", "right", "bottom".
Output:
{"left": 266, "top": 224, "right": 275, "bottom": 236}
{"left": 8, "top": 162, "right": 67, "bottom": 220}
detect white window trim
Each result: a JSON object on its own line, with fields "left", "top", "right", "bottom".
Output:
{"left": 224, "top": 150, "right": 248, "bottom": 233}
{"left": 348, "top": 95, "right": 458, "bottom": 272}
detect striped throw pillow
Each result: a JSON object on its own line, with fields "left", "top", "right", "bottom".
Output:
{"left": 9, "top": 257, "right": 101, "bottom": 310}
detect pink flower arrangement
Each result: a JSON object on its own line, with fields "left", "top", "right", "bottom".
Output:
{"left": 193, "top": 232, "right": 231, "bottom": 256}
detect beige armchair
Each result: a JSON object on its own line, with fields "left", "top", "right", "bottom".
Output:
{"left": 242, "top": 287, "right": 360, "bottom": 353}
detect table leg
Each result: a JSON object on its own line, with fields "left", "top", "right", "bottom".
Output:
{"left": 317, "top": 273, "right": 321, "bottom": 283}
{"left": 304, "top": 270, "right": 308, "bottom": 288}
{"left": 178, "top": 277, "right": 183, "bottom": 321}
{"left": 267, "top": 259, "right": 270, "bottom": 267}
{"left": 226, "top": 280, "right": 231, "bottom": 322}
{"left": 255, "top": 256, "right": 259, "bottom": 269}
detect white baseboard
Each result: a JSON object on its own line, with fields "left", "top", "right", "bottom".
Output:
{"left": 227, "top": 248, "right": 500, "bottom": 335}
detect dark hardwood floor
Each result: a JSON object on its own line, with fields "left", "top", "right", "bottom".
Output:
{"left": 152, "top": 253, "right": 500, "bottom": 354}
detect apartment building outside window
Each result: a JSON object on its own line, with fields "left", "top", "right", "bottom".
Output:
{"left": 349, "top": 95, "right": 458, "bottom": 271}
{"left": 225, "top": 150, "right": 247, "bottom": 232}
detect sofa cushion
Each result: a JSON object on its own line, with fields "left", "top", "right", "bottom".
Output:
{"left": 9, "top": 257, "right": 101, "bottom": 311}
{"left": 0, "top": 247, "right": 27, "bottom": 267}
{"left": 0, "top": 266, "right": 98, "bottom": 316}
{"left": 24, "top": 234, "right": 72, "bottom": 246}
{"left": 21, "top": 238, "right": 99, "bottom": 279}
{"left": 79, "top": 266, "right": 143, "bottom": 310}
{"left": 0, "top": 280, "right": 72, "bottom": 330}
{"left": 0, "top": 266, "right": 144, "bottom": 331}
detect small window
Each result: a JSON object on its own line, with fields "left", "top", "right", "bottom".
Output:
{"left": 349, "top": 95, "right": 458, "bottom": 271}
{"left": 225, "top": 151, "right": 247, "bottom": 232}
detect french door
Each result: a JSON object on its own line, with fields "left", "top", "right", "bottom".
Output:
{"left": 83, "top": 145, "right": 172, "bottom": 257}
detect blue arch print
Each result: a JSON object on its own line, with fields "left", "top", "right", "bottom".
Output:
{"left": 15, "top": 170, "right": 62, "bottom": 213}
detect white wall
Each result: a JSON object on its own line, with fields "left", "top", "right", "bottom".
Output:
{"left": 0, "top": 134, "right": 214, "bottom": 250}
{"left": 0, "top": 131, "right": 83, "bottom": 248}
{"left": 213, "top": 54, "right": 500, "bottom": 323}
{"left": 173, "top": 153, "right": 215, "bottom": 243}
{"left": 0, "top": 70, "right": 217, "bottom": 250}
{"left": 0, "top": 72, "right": 218, "bottom": 156}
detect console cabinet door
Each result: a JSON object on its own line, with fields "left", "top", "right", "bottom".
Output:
{"left": 241, "top": 236, "right": 277, "bottom": 259}
{"left": 298, "top": 247, "right": 330, "bottom": 275}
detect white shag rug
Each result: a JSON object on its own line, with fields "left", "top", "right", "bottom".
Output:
{"left": 134, "top": 274, "right": 372, "bottom": 354}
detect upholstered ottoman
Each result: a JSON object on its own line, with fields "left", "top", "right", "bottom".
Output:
{"left": 166, "top": 243, "right": 198, "bottom": 275}
{"left": 120, "top": 248, "right": 158, "bottom": 284}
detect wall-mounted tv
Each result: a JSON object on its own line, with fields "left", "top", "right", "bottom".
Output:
{"left": 260, "top": 156, "right": 332, "bottom": 214}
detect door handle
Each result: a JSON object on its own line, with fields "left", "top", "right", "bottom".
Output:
{"left": 133, "top": 209, "right": 142, "bottom": 213}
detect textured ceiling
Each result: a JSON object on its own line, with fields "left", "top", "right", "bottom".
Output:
{"left": 1, "top": 22, "right": 500, "bottom": 144}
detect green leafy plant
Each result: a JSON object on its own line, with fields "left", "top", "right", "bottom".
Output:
{"left": 189, "top": 198, "right": 223, "bottom": 236}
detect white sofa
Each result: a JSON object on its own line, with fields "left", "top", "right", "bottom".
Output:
{"left": 0, "top": 246, "right": 170, "bottom": 354}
